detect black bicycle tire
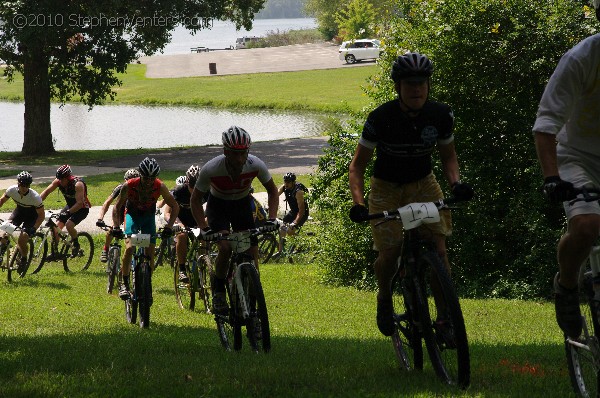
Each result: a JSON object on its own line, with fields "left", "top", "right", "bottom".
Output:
{"left": 215, "top": 279, "right": 235, "bottom": 351}
{"left": 138, "top": 262, "right": 152, "bottom": 329}
{"left": 29, "top": 232, "right": 48, "bottom": 275}
{"left": 258, "top": 233, "right": 277, "bottom": 264}
{"left": 418, "top": 251, "right": 470, "bottom": 389}
{"left": 238, "top": 262, "right": 271, "bottom": 353}
{"left": 107, "top": 246, "right": 120, "bottom": 294}
{"left": 154, "top": 237, "right": 165, "bottom": 267}
{"left": 126, "top": 268, "right": 138, "bottom": 325}
{"left": 565, "top": 266, "right": 600, "bottom": 397}
{"left": 391, "top": 273, "right": 423, "bottom": 371}
{"left": 64, "top": 232, "right": 94, "bottom": 272}
{"left": 198, "top": 254, "right": 214, "bottom": 314}
{"left": 175, "top": 259, "right": 194, "bottom": 310}
{"left": 18, "top": 238, "right": 34, "bottom": 278}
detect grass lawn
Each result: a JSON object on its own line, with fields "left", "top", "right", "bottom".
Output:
{"left": 0, "top": 253, "right": 575, "bottom": 397}
{"left": 0, "top": 64, "right": 377, "bottom": 113}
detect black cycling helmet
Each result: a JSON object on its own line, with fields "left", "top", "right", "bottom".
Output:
{"left": 222, "top": 125, "right": 251, "bottom": 150}
{"left": 283, "top": 172, "right": 296, "bottom": 182}
{"left": 124, "top": 168, "right": 140, "bottom": 180}
{"left": 390, "top": 52, "right": 433, "bottom": 83}
{"left": 56, "top": 164, "right": 72, "bottom": 179}
{"left": 138, "top": 157, "right": 160, "bottom": 178}
{"left": 186, "top": 165, "right": 200, "bottom": 187}
{"left": 17, "top": 171, "right": 33, "bottom": 186}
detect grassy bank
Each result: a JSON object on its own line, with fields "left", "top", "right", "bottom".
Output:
{"left": 0, "top": 258, "right": 574, "bottom": 397}
{"left": 0, "top": 64, "right": 377, "bottom": 113}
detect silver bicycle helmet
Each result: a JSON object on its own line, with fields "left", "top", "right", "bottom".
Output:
{"left": 186, "top": 165, "right": 200, "bottom": 186}
{"left": 222, "top": 125, "right": 252, "bottom": 150}
{"left": 56, "top": 164, "right": 72, "bottom": 179}
{"left": 138, "top": 157, "right": 160, "bottom": 178}
{"left": 390, "top": 52, "right": 433, "bottom": 83}
{"left": 123, "top": 168, "right": 140, "bottom": 180}
{"left": 17, "top": 171, "right": 33, "bottom": 185}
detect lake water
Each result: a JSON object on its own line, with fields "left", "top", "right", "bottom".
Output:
{"left": 0, "top": 101, "right": 328, "bottom": 152}
{"left": 160, "top": 18, "right": 317, "bottom": 55}
{"left": 0, "top": 18, "right": 326, "bottom": 152}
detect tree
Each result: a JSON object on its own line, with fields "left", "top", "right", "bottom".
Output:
{"left": 334, "top": 0, "right": 376, "bottom": 40}
{"left": 0, "top": 0, "right": 265, "bottom": 155}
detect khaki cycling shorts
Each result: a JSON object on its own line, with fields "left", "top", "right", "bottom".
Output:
{"left": 368, "top": 174, "right": 452, "bottom": 251}
{"left": 557, "top": 143, "right": 600, "bottom": 220}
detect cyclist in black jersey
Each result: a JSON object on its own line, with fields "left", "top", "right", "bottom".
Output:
{"left": 41, "top": 165, "right": 92, "bottom": 257}
{"left": 348, "top": 52, "right": 473, "bottom": 337}
{"left": 277, "top": 172, "right": 309, "bottom": 253}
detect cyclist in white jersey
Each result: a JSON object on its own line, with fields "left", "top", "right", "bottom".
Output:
{"left": 0, "top": 172, "right": 45, "bottom": 268}
{"left": 190, "top": 126, "right": 279, "bottom": 315}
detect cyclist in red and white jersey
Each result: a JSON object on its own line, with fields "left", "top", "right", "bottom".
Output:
{"left": 190, "top": 126, "right": 279, "bottom": 315}
{"left": 0, "top": 171, "right": 45, "bottom": 269}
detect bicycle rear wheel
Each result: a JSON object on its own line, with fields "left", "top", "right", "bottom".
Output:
{"left": 65, "top": 232, "right": 94, "bottom": 272}
{"left": 391, "top": 274, "right": 423, "bottom": 371}
{"left": 175, "top": 260, "right": 194, "bottom": 310}
{"left": 565, "top": 266, "right": 600, "bottom": 397}
{"left": 258, "top": 233, "right": 277, "bottom": 263}
{"left": 418, "top": 251, "right": 470, "bottom": 389}
{"left": 198, "top": 254, "right": 214, "bottom": 314}
{"left": 29, "top": 232, "right": 48, "bottom": 275}
{"left": 238, "top": 262, "right": 271, "bottom": 353}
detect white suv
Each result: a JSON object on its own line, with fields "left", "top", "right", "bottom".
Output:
{"left": 338, "top": 39, "right": 382, "bottom": 64}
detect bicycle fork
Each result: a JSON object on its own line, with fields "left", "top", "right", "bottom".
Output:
{"left": 231, "top": 266, "right": 250, "bottom": 319}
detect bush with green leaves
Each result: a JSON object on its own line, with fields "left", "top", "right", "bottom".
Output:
{"left": 310, "top": 0, "right": 598, "bottom": 299}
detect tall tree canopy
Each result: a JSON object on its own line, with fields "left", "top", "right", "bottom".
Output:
{"left": 0, "top": 0, "right": 265, "bottom": 154}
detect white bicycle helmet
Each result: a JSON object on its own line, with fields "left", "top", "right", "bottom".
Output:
{"left": 186, "top": 165, "right": 200, "bottom": 186}
{"left": 124, "top": 168, "right": 140, "bottom": 180}
{"left": 138, "top": 157, "right": 160, "bottom": 178}
{"left": 222, "top": 125, "right": 251, "bottom": 150}
{"left": 175, "top": 175, "right": 188, "bottom": 186}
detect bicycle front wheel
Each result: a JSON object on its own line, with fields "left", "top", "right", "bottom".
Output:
{"left": 65, "top": 232, "right": 94, "bottom": 272}
{"left": 125, "top": 269, "right": 138, "bottom": 325}
{"left": 138, "top": 263, "right": 152, "bottom": 329}
{"left": 418, "top": 251, "right": 470, "bottom": 389}
{"left": 215, "top": 280, "right": 236, "bottom": 351}
{"left": 8, "top": 242, "right": 32, "bottom": 281}
{"left": 198, "top": 254, "right": 214, "bottom": 314}
{"left": 175, "top": 260, "right": 194, "bottom": 310}
{"left": 565, "top": 266, "right": 600, "bottom": 397}
{"left": 29, "top": 232, "right": 48, "bottom": 275}
{"left": 392, "top": 273, "right": 423, "bottom": 371}
{"left": 238, "top": 262, "right": 271, "bottom": 353}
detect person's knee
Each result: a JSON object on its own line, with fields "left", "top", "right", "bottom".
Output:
{"left": 569, "top": 215, "right": 600, "bottom": 244}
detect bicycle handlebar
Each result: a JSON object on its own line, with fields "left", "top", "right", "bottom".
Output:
{"left": 360, "top": 196, "right": 468, "bottom": 222}
{"left": 201, "top": 224, "right": 279, "bottom": 242}
{"left": 568, "top": 187, "right": 600, "bottom": 206}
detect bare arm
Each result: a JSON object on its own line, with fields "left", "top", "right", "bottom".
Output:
{"left": 190, "top": 188, "right": 208, "bottom": 229}
{"left": 159, "top": 183, "right": 179, "bottom": 229}
{"left": 97, "top": 194, "right": 114, "bottom": 221}
{"left": 112, "top": 185, "right": 128, "bottom": 227}
{"left": 0, "top": 194, "right": 9, "bottom": 208}
{"left": 263, "top": 178, "right": 279, "bottom": 219}
{"left": 294, "top": 190, "right": 305, "bottom": 222}
{"left": 534, "top": 131, "right": 559, "bottom": 178}
{"left": 40, "top": 180, "right": 59, "bottom": 201}
{"left": 34, "top": 206, "right": 45, "bottom": 230}
{"left": 68, "top": 181, "right": 86, "bottom": 213}
{"left": 349, "top": 143, "right": 374, "bottom": 205}
{"left": 438, "top": 141, "right": 460, "bottom": 186}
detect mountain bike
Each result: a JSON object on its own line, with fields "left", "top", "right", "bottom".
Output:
{"left": 96, "top": 222, "right": 125, "bottom": 294}
{"left": 257, "top": 231, "right": 277, "bottom": 263}
{"left": 563, "top": 187, "right": 600, "bottom": 397}
{"left": 359, "top": 197, "right": 470, "bottom": 388}
{"left": 155, "top": 234, "right": 175, "bottom": 268}
{"left": 203, "top": 224, "right": 278, "bottom": 353}
{"left": 30, "top": 210, "right": 94, "bottom": 274}
{"left": 174, "top": 227, "right": 214, "bottom": 313}
{"left": 124, "top": 233, "right": 153, "bottom": 329}
{"left": 0, "top": 220, "right": 33, "bottom": 282}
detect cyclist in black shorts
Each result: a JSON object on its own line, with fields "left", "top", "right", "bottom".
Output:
{"left": 96, "top": 168, "right": 140, "bottom": 262}
{"left": 163, "top": 165, "right": 202, "bottom": 283}
{"left": 41, "top": 165, "right": 92, "bottom": 257}
{"left": 277, "top": 172, "right": 309, "bottom": 253}
{"left": 0, "top": 171, "right": 45, "bottom": 269}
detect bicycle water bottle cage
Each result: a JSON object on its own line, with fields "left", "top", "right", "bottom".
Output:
{"left": 130, "top": 234, "right": 152, "bottom": 248}
{"left": 0, "top": 221, "right": 16, "bottom": 236}
{"left": 396, "top": 202, "right": 440, "bottom": 231}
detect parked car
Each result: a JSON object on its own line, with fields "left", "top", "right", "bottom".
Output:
{"left": 235, "top": 36, "right": 262, "bottom": 50}
{"left": 338, "top": 39, "right": 382, "bottom": 64}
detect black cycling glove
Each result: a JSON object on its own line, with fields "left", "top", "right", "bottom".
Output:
{"left": 451, "top": 182, "right": 474, "bottom": 201}
{"left": 542, "top": 176, "right": 575, "bottom": 203}
{"left": 349, "top": 204, "right": 369, "bottom": 223}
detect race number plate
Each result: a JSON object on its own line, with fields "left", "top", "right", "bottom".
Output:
{"left": 398, "top": 202, "right": 440, "bottom": 230}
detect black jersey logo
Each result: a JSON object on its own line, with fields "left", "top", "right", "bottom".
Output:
{"left": 421, "top": 126, "right": 438, "bottom": 146}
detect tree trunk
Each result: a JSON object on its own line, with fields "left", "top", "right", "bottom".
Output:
{"left": 22, "top": 47, "right": 54, "bottom": 155}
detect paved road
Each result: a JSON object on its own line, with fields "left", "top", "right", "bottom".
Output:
{"left": 139, "top": 42, "right": 375, "bottom": 78}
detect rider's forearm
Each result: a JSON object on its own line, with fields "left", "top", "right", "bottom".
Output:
{"left": 534, "top": 131, "right": 559, "bottom": 178}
